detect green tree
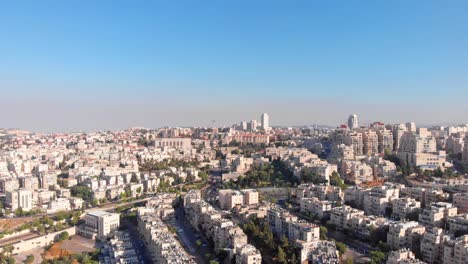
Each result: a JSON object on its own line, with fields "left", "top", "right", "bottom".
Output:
{"left": 319, "top": 226, "right": 328, "bottom": 240}
{"left": 199, "top": 171, "right": 209, "bottom": 182}
{"left": 56, "top": 210, "right": 70, "bottom": 221}
{"left": 70, "top": 185, "right": 93, "bottom": 202}
{"left": 369, "top": 251, "right": 386, "bottom": 264}
{"left": 71, "top": 212, "right": 80, "bottom": 226}
{"left": 277, "top": 247, "right": 287, "bottom": 264}
{"left": 25, "top": 255, "right": 34, "bottom": 264}
{"left": 335, "top": 241, "right": 347, "bottom": 255}
{"left": 280, "top": 235, "right": 289, "bottom": 249}
{"left": 196, "top": 239, "right": 202, "bottom": 248}
{"left": 2, "top": 245, "right": 14, "bottom": 257}
{"left": 377, "top": 241, "right": 391, "bottom": 253}
{"left": 58, "top": 231, "right": 69, "bottom": 241}
{"left": 290, "top": 253, "right": 298, "bottom": 264}
{"left": 330, "top": 171, "right": 348, "bottom": 190}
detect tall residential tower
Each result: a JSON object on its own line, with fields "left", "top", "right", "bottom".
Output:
{"left": 261, "top": 113, "right": 270, "bottom": 131}
{"left": 348, "top": 114, "right": 359, "bottom": 129}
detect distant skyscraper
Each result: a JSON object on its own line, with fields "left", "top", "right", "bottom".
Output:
{"left": 240, "top": 121, "right": 248, "bottom": 131}
{"left": 247, "top": 120, "right": 258, "bottom": 131}
{"left": 406, "top": 122, "right": 417, "bottom": 133}
{"left": 348, "top": 114, "right": 359, "bottom": 129}
{"left": 261, "top": 113, "right": 270, "bottom": 130}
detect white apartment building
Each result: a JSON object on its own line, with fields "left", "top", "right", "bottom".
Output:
{"left": 328, "top": 144, "right": 354, "bottom": 163}
{"left": 453, "top": 193, "right": 468, "bottom": 214}
{"left": 447, "top": 214, "right": 468, "bottom": 235}
{"left": 387, "top": 221, "right": 426, "bottom": 251}
{"left": 348, "top": 114, "right": 359, "bottom": 130}
{"left": 406, "top": 122, "right": 417, "bottom": 133}
{"left": 340, "top": 160, "right": 373, "bottom": 185}
{"left": 392, "top": 197, "right": 421, "bottom": 220}
{"left": 329, "top": 205, "right": 365, "bottom": 231}
{"left": 219, "top": 190, "right": 244, "bottom": 210}
{"left": 363, "top": 129, "right": 380, "bottom": 155}
{"left": 420, "top": 227, "right": 449, "bottom": 264}
{"left": 261, "top": 113, "right": 270, "bottom": 131}
{"left": 0, "top": 178, "right": 20, "bottom": 193}
{"left": 387, "top": 249, "right": 426, "bottom": 264}
{"left": 401, "top": 187, "right": 448, "bottom": 207}
{"left": 236, "top": 244, "right": 262, "bottom": 264}
{"left": 47, "top": 198, "right": 71, "bottom": 213}
{"left": 378, "top": 129, "right": 394, "bottom": 153}
{"left": 154, "top": 138, "right": 192, "bottom": 150}
{"left": 300, "top": 197, "right": 332, "bottom": 219}
{"left": 419, "top": 202, "right": 457, "bottom": 228}
{"left": 443, "top": 235, "right": 468, "bottom": 264}
{"left": 346, "top": 131, "right": 364, "bottom": 156}
{"left": 79, "top": 211, "right": 120, "bottom": 240}
{"left": 398, "top": 131, "right": 447, "bottom": 169}
{"left": 6, "top": 189, "right": 34, "bottom": 211}
{"left": 296, "top": 183, "right": 343, "bottom": 202}
{"left": 392, "top": 124, "right": 408, "bottom": 151}
{"left": 363, "top": 184, "right": 401, "bottom": 216}
{"left": 218, "top": 189, "right": 259, "bottom": 210}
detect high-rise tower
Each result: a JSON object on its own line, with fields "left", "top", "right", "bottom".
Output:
{"left": 261, "top": 113, "right": 270, "bottom": 130}
{"left": 348, "top": 114, "right": 358, "bottom": 129}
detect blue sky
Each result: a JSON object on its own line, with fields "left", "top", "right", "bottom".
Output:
{"left": 0, "top": 1, "right": 467, "bottom": 131}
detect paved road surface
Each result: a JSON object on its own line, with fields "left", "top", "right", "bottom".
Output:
{"left": 0, "top": 231, "right": 39, "bottom": 247}
{"left": 174, "top": 206, "right": 212, "bottom": 264}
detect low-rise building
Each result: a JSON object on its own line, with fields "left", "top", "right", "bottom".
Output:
{"left": 443, "top": 235, "right": 468, "bottom": 264}
{"left": 79, "top": 211, "right": 120, "bottom": 240}
{"left": 300, "top": 197, "right": 332, "bottom": 220}
{"left": 47, "top": 198, "right": 71, "bottom": 213}
{"left": 419, "top": 202, "right": 457, "bottom": 228}
{"left": 296, "top": 183, "right": 343, "bottom": 202}
{"left": 447, "top": 214, "right": 468, "bottom": 236}
{"left": 453, "top": 193, "right": 468, "bottom": 214}
{"left": 235, "top": 244, "right": 262, "bottom": 264}
{"left": 6, "top": 189, "right": 34, "bottom": 211}
{"left": 387, "top": 221, "right": 426, "bottom": 251}
{"left": 363, "top": 183, "right": 401, "bottom": 216}
{"left": 329, "top": 205, "right": 365, "bottom": 231}
{"left": 420, "top": 227, "right": 449, "bottom": 264}
{"left": 301, "top": 240, "right": 340, "bottom": 264}
{"left": 387, "top": 249, "right": 426, "bottom": 264}
{"left": 392, "top": 197, "right": 421, "bottom": 220}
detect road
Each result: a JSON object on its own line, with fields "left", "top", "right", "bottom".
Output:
{"left": 0, "top": 231, "right": 40, "bottom": 247}
{"left": 174, "top": 206, "right": 212, "bottom": 264}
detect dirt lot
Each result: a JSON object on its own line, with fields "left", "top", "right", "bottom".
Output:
{"left": 61, "top": 235, "right": 97, "bottom": 254}
{"left": 0, "top": 217, "right": 35, "bottom": 231}
{"left": 43, "top": 241, "right": 71, "bottom": 260}
{"left": 14, "top": 247, "right": 44, "bottom": 264}
{"left": 13, "top": 235, "right": 97, "bottom": 264}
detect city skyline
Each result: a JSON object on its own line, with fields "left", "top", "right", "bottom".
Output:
{"left": 1, "top": 1, "right": 468, "bottom": 131}
{"left": 1, "top": 106, "right": 468, "bottom": 133}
